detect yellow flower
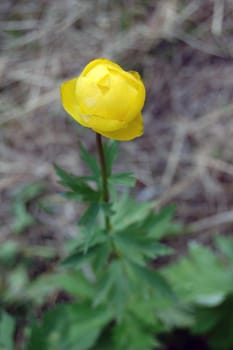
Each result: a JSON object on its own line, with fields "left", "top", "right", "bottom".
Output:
{"left": 60, "top": 58, "right": 146, "bottom": 141}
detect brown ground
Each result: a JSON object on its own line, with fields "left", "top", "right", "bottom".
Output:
{"left": 1, "top": 1, "right": 233, "bottom": 349}
{"left": 1, "top": 0, "right": 233, "bottom": 271}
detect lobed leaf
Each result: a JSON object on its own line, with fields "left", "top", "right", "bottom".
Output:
{"left": 0, "top": 311, "right": 15, "bottom": 350}
{"left": 80, "top": 143, "right": 100, "bottom": 178}
{"left": 109, "top": 172, "right": 135, "bottom": 187}
{"left": 163, "top": 241, "right": 233, "bottom": 305}
{"left": 27, "top": 303, "right": 112, "bottom": 350}
{"left": 103, "top": 140, "right": 119, "bottom": 176}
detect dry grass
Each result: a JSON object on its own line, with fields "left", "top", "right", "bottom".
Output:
{"left": 1, "top": 0, "right": 233, "bottom": 246}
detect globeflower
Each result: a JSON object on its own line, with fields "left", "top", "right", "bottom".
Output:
{"left": 60, "top": 58, "right": 146, "bottom": 141}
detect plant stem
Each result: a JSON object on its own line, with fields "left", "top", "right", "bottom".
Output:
{"left": 96, "top": 133, "right": 110, "bottom": 231}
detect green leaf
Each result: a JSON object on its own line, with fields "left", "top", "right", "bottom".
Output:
{"left": 63, "top": 189, "right": 100, "bottom": 202}
{"left": 80, "top": 143, "right": 100, "bottom": 178}
{"left": 129, "top": 297, "right": 158, "bottom": 327}
{"left": 61, "top": 244, "right": 104, "bottom": 268}
{"left": 64, "top": 229, "right": 106, "bottom": 254}
{"left": 109, "top": 172, "right": 135, "bottom": 187}
{"left": 103, "top": 140, "right": 119, "bottom": 176}
{"left": 157, "top": 303, "right": 194, "bottom": 329}
{"left": 128, "top": 262, "right": 174, "bottom": 299}
{"left": 12, "top": 183, "right": 44, "bottom": 234}
{"left": 92, "top": 242, "right": 111, "bottom": 273}
{"left": 113, "top": 226, "right": 173, "bottom": 265}
{"left": 94, "top": 270, "right": 116, "bottom": 307}
{"left": 5, "top": 267, "right": 29, "bottom": 301}
{"left": 193, "top": 294, "right": 233, "bottom": 350}
{"left": 26, "top": 270, "right": 94, "bottom": 303}
{"left": 12, "top": 201, "right": 34, "bottom": 234}
{"left": 80, "top": 203, "right": 99, "bottom": 227}
{"left": 55, "top": 164, "right": 95, "bottom": 183}
{"left": 215, "top": 236, "right": 233, "bottom": 264}
{"left": 146, "top": 205, "right": 181, "bottom": 239}
{"left": 27, "top": 303, "right": 112, "bottom": 350}
{"left": 92, "top": 325, "right": 115, "bottom": 350}
{"left": 0, "top": 311, "right": 15, "bottom": 350}
{"left": 61, "top": 230, "right": 108, "bottom": 269}
{"left": 111, "top": 192, "right": 151, "bottom": 230}
{"left": 112, "top": 199, "right": 181, "bottom": 241}
{"left": 55, "top": 164, "right": 100, "bottom": 202}
{"left": 163, "top": 242, "right": 233, "bottom": 305}
{"left": 192, "top": 305, "right": 221, "bottom": 334}
{"left": 79, "top": 203, "right": 100, "bottom": 252}
{"left": 94, "top": 260, "right": 131, "bottom": 320}
{"left": 113, "top": 314, "right": 160, "bottom": 350}
{"left": 0, "top": 240, "right": 19, "bottom": 264}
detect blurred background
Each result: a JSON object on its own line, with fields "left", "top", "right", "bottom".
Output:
{"left": 1, "top": 0, "right": 233, "bottom": 254}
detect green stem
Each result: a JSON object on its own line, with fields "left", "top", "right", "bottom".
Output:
{"left": 96, "top": 133, "right": 110, "bottom": 231}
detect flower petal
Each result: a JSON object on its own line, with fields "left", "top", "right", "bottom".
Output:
{"left": 76, "top": 59, "right": 146, "bottom": 123}
{"left": 94, "top": 113, "right": 144, "bottom": 141}
{"left": 87, "top": 115, "right": 127, "bottom": 132}
{"left": 60, "top": 78, "right": 88, "bottom": 127}
{"left": 60, "top": 59, "right": 146, "bottom": 141}
{"left": 81, "top": 58, "right": 123, "bottom": 77}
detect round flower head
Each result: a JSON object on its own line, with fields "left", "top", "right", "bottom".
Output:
{"left": 60, "top": 58, "right": 146, "bottom": 141}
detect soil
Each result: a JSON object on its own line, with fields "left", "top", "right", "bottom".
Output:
{"left": 1, "top": 1, "right": 233, "bottom": 349}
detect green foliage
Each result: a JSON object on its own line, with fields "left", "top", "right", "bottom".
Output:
{"left": 163, "top": 238, "right": 233, "bottom": 306}
{"left": 111, "top": 197, "right": 177, "bottom": 266}
{"left": 27, "top": 303, "right": 112, "bottom": 350}
{"left": 191, "top": 237, "right": 233, "bottom": 350}
{"left": 0, "top": 240, "right": 19, "bottom": 264}
{"left": 111, "top": 192, "right": 151, "bottom": 230}
{"left": 4, "top": 266, "right": 29, "bottom": 301}
{"left": 0, "top": 241, "right": 30, "bottom": 304}
{"left": 62, "top": 239, "right": 108, "bottom": 269}
{"left": 161, "top": 236, "right": 233, "bottom": 350}
{"left": 11, "top": 141, "right": 233, "bottom": 350}
{"left": 5, "top": 142, "right": 233, "bottom": 350}
{"left": 112, "top": 313, "right": 160, "bottom": 350}
{"left": 109, "top": 172, "right": 135, "bottom": 187}
{"left": 26, "top": 270, "right": 94, "bottom": 304}
{"left": 192, "top": 294, "right": 233, "bottom": 350}
{"left": 12, "top": 183, "right": 44, "bottom": 234}
{"left": 103, "top": 140, "right": 119, "bottom": 176}
{"left": 23, "top": 141, "right": 180, "bottom": 349}
{"left": 8, "top": 141, "right": 233, "bottom": 350}
{"left": 0, "top": 311, "right": 15, "bottom": 350}
{"left": 216, "top": 235, "right": 233, "bottom": 264}
{"left": 80, "top": 143, "right": 101, "bottom": 179}
{"left": 54, "top": 164, "right": 100, "bottom": 202}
